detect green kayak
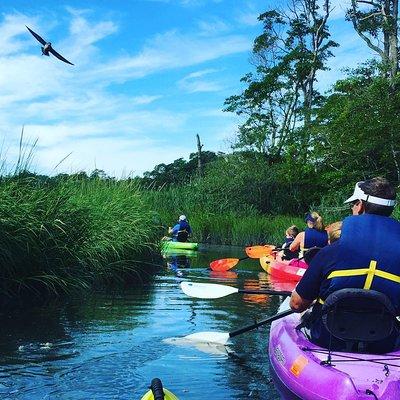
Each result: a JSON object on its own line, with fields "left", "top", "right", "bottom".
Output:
{"left": 141, "top": 378, "right": 179, "bottom": 400}
{"left": 161, "top": 241, "right": 198, "bottom": 251}
{"left": 161, "top": 248, "right": 198, "bottom": 257}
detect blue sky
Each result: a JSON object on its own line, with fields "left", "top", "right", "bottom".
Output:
{"left": 0, "top": 0, "right": 374, "bottom": 177}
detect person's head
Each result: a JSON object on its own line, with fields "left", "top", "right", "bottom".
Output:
{"left": 304, "top": 211, "right": 325, "bottom": 231}
{"left": 179, "top": 215, "right": 187, "bottom": 222}
{"left": 286, "top": 225, "right": 299, "bottom": 238}
{"left": 327, "top": 221, "right": 342, "bottom": 243}
{"left": 344, "top": 177, "right": 396, "bottom": 217}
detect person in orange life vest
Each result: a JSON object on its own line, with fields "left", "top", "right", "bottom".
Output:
{"left": 168, "top": 215, "right": 192, "bottom": 242}
{"left": 290, "top": 177, "right": 400, "bottom": 350}
{"left": 289, "top": 211, "right": 328, "bottom": 256}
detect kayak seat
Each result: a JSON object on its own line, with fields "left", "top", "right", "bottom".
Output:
{"left": 176, "top": 230, "right": 189, "bottom": 242}
{"left": 321, "top": 288, "right": 399, "bottom": 353}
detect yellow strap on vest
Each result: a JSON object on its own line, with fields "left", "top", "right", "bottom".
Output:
{"left": 364, "top": 260, "right": 377, "bottom": 289}
{"left": 320, "top": 260, "right": 400, "bottom": 303}
{"left": 327, "top": 268, "right": 370, "bottom": 279}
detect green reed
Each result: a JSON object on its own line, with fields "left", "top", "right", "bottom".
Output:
{"left": 143, "top": 187, "right": 304, "bottom": 245}
{"left": 0, "top": 175, "right": 161, "bottom": 300}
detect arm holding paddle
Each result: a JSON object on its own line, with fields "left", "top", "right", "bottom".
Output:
{"left": 290, "top": 290, "right": 313, "bottom": 312}
{"left": 289, "top": 244, "right": 326, "bottom": 312}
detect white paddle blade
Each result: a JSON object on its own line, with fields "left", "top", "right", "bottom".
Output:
{"left": 183, "top": 331, "right": 231, "bottom": 345}
{"left": 180, "top": 281, "right": 239, "bottom": 299}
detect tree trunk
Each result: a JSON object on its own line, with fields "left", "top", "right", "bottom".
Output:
{"left": 389, "top": 0, "right": 399, "bottom": 82}
{"left": 196, "top": 134, "right": 203, "bottom": 177}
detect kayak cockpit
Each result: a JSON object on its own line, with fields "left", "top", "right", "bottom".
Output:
{"left": 270, "top": 297, "right": 400, "bottom": 399}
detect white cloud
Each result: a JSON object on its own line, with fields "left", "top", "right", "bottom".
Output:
{"left": 329, "top": 0, "right": 351, "bottom": 20}
{"left": 197, "top": 18, "right": 230, "bottom": 36}
{"left": 85, "top": 30, "right": 252, "bottom": 84}
{"left": 236, "top": 11, "right": 260, "bottom": 27}
{"left": 178, "top": 68, "right": 222, "bottom": 92}
{"left": 0, "top": 7, "right": 253, "bottom": 175}
{"left": 0, "top": 14, "right": 37, "bottom": 56}
{"left": 33, "top": 136, "right": 196, "bottom": 177}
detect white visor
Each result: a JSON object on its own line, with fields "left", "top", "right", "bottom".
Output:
{"left": 344, "top": 182, "right": 396, "bottom": 206}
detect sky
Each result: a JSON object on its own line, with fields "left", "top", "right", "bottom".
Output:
{"left": 0, "top": 0, "right": 375, "bottom": 177}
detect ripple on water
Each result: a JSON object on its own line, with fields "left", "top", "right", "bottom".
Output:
{"left": 0, "top": 246, "right": 282, "bottom": 399}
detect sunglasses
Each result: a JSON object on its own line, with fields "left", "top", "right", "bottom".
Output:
{"left": 350, "top": 200, "right": 361, "bottom": 210}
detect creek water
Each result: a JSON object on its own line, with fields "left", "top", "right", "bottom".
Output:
{"left": 0, "top": 245, "right": 294, "bottom": 400}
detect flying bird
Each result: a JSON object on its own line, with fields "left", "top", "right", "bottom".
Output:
{"left": 26, "top": 26, "right": 74, "bottom": 66}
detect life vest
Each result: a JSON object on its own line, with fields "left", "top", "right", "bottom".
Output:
{"left": 303, "top": 227, "right": 328, "bottom": 250}
{"left": 174, "top": 221, "right": 191, "bottom": 242}
{"left": 317, "top": 214, "right": 400, "bottom": 313}
{"left": 282, "top": 237, "right": 299, "bottom": 260}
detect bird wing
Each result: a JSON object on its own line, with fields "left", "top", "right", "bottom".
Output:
{"left": 49, "top": 47, "right": 74, "bottom": 65}
{"left": 26, "top": 26, "right": 47, "bottom": 45}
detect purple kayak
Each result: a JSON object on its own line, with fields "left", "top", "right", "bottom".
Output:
{"left": 269, "top": 300, "right": 400, "bottom": 399}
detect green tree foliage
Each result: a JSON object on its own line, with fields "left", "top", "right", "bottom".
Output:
{"left": 141, "top": 151, "right": 220, "bottom": 188}
{"left": 347, "top": 0, "right": 399, "bottom": 82}
{"left": 224, "top": 1, "right": 338, "bottom": 158}
{"left": 313, "top": 68, "right": 400, "bottom": 190}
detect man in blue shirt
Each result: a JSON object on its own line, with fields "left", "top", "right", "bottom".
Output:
{"left": 290, "top": 177, "right": 400, "bottom": 348}
{"left": 168, "top": 215, "right": 192, "bottom": 242}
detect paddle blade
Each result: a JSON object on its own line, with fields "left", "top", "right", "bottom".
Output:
{"left": 245, "top": 245, "right": 276, "bottom": 258}
{"left": 183, "top": 331, "right": 231, "bottom": 345}
{"left": 180, "top": 281, "right": 239, "bottom": 299}
{"left": 210, "top": 258, "right": 239, "bottom": 271}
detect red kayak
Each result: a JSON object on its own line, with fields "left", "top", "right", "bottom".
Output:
{"left": 259, "top": 255, "right": 308, "bottom": 282}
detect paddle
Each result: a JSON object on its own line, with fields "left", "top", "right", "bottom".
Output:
{"left": 183, "top": 309, "right": 295, "bottom": 345}
{"left": 245, "top": 245, "right": 278, "bottom": 258}
{"left": 210, "top": 245, "right": 279, "bottom": 271}
{"left": 180, "top": 281, "right": 292, "bottom": 299}
{"left": 209, "top": 256, "right": 249, "bottom": 271}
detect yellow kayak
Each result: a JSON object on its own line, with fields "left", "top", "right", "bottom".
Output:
{"left": 259, "top": 255, "right": 274, "bottom": 272}
{"left": 140, "top": 378, "right": 179, "bottom": 400}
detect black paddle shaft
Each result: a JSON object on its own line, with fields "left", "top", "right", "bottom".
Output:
{"left": 228, "top": 309, "right": 294, "bottom": 338}
{"left": 238, "top": 289, "right": 292, "bottom": 297}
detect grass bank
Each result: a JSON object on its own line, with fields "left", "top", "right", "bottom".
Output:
{"left": 143, "top": 188, "right": 304, "bottom": 245}
{"left": 0, "top": 175, "right": 161, "bottom": 302}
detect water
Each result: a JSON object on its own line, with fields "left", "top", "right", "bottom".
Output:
{"left": 0, "top": 245, "right": 293, "bottom": 399}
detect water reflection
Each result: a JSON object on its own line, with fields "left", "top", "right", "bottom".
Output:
{"left": 209, "top": 270, "right": 238, "bottom": 280}
{"left": 0, "top": 245, "right": 283, "bottom": 399}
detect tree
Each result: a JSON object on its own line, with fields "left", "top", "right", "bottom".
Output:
{"left": 224, "top": 1, "right": 338, "bottom": 158}
{"left": 141, "top": 151, "right": 220, "bottom": 188}
{"left": 347, "top": 0, "right": 399, "bottom": 83}
{"left": 312, "top": 69, "right": 400, "bottom": 186}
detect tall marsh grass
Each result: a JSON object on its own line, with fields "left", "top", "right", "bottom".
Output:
{"left": 143, "top": 187, "right": 304, "bottom": 245}
{"left": 0, "top": 175, "right": 161, "bottom": 300}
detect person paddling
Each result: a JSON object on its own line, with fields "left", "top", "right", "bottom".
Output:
{"left": 280, "top": 225, "right": 300, "bottom": 260}
{"left": 290, "top": 177, "right": 400, "bottom": 352}
{"left": 289, "top": 211, "right": 328, "bottom": 257}
{"left": 168, "top": 215, "right": 192, "bottom": 242}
